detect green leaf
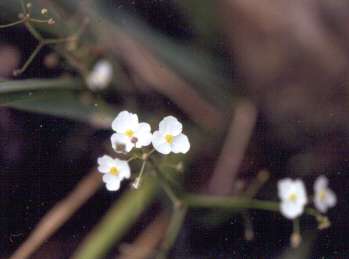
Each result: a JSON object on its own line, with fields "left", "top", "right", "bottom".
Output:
{"left": 0, "top": 79, "right": 116, "bottom": 127}
{"left": 0, "top": 79, "right": 82, "bottom": 94}
{"left": 71, "top": 178, "right": 158, "bottom": 259}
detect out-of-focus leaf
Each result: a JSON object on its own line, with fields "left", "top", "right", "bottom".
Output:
{"left": 0, "top": 78, "right": 81, "bottom": 94}
{"left": 177, "top": 0, "right": 218, "bottom": 40}
{"left": 72, "top": 178, "right": 159, "bottom": 259}
{"left": 0, "top": 79, "right": 116, "bottom": 127}
{"left": 88, "top": 2, "right": 232, "bottom": 110}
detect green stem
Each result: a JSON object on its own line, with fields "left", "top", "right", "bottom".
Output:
{"left": 44, "top": 37, "right": 75, "bottom": 45}
{"left": 29, "top": 18, "right": 51, "bottom": 24}
{"left": 149, "top": 157, "right": 181, "bottom": 206}
{"left": 0, "top": 19, "right": 24, "bottom": 28}
{"left": 156, "top": 206, "right": 188, "bottom": 259}
{"left": 24, "top": 21, "right": 43, "bottom": 41}
{"left": 185, "top": 194, "right": 279, "bottom": 212}
{"left": 72, "top": 178, "right": 158, "bottom": 259}
{"left": 13, "top": 42, "right": 44, "bottom": 76}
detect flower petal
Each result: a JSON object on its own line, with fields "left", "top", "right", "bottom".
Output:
{"left": 114, "top": 159, "right": 131, "bottom": 179}
{"left": 111, "top": 133, "right": 134, "bottom": 153}
{"left": 105, "top": 180, "right": 121, "bottom": 191}
{"left": 171, "top": 133, "right": 190, "bottom": 154}
{"left": 111, "top": 111, "right": 139, "bottom": 133}
{"left": 159, "top": 116, "right": 182, "bottom": 135}
{"left": 97, "top": 155, "right": 114, "bottom": 174}
{"left": 102, "top": 173, "right": 118, "bottom": 183}
{"left": 134, "top": 122, "right": 152, "bottom": 148}
{"left": 277, "top": 178, "right": 293, "bottom": 200}
{"left": 314, "top": 175, "right": 328, "bottom": 192}
{"left": 152, "top": 131, "right": 171, "bottom": 154}
{"left": 326, "top": 189, "right": 337, "bottom": 207}
{"left": 280, "top": 201, "right": 304, "bottom": 219}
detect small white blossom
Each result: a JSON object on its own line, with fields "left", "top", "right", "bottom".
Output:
{"left": 86, "top": 60, "right": 113, "bottom": 90}
{"left": 97, "top": 155, "right": 130, "bottom": 191}
{"left": 313, "top": 175, "right": 336, "bottom": 213}
{"left": 152, "top": 116, "right": 190, "bottom": 155}
{"left": 111, "top": 111, "right": 152, "bottom": 153}
{"left": 278, "top": 178, "right": 307, "bottom": 219}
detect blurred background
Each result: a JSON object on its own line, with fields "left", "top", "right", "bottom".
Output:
{"left": 0, "top": 0, "right": 348, "bottom": 258}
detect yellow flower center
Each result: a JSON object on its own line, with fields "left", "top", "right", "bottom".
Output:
{"left": 288, "top": 193, "right": 298, "bottom": 202}
{"left": 319, "top": 190, "right": 327, "bottom": 201}
{"left": 109, "top": 167, "right": 119, "bottom": 176}
{"left": 165, "top": 134, "right": 174, "bottom": 144}
{"left": 125, "top": 129, "right": 134, "bottom": 138}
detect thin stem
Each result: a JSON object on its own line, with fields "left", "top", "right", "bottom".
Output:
{"left": 29, "top": 18, "right": 51, "bottom": 24}
{"left": 149, "top": 157, "right": 181, "bottom": 207}
{"left": 0, "top": 19, "right": 25, "bottom": 28}
{"left": 185, "top": 194, "right": 279, "bottom": 212}
{"left": 13, "top": 43, "right": 44, "bottom": 76}
{"left": 132, "top": 160, "right": 147, "bottom": 189}
{"left": 24, "top": 21, "right": 43, "bottom": 41}
{"left": 138, "top": 160, "right": 147, "bottom": 179}
{"left": 44, "top": 36, "right": 75, "bottom": 45}
{"left": 127, "top": 156, "right": 139, "bottom": 162}
{"left": 185, "top": 193, "right": 326, "bottom": 224}
{"left": 156, "top": 206, "right": 187, "bottom": 259}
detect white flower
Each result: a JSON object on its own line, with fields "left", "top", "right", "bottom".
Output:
{"left": 97, "top": 155, "right": 130, "bottom": 191}
{"left": 278, "top": 178, "right": 307, "bottom": 219}
{"left": 86, "top": 60, "right": 113, "bottom": 90}
{"left": 313, "top": 175, "right": 337, "bottom": 213}
{"left": 152, "top": 116, "right": 190, "bottom": 155}
{"left": 111, "top": 111, "right": 152, "bottom": 153}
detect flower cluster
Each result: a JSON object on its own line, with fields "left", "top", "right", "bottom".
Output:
{"left": 278, "top": 175, "right": 337, "bottom": 220}
{"left": 97, "top": 111, "right": 190, "bottom": 191}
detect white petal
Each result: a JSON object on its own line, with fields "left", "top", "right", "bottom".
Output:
{"left": 280, "top": 201, "right": 304, "bottom": 219}
{"left": 277, "top": 178, "right": 293, "bottom": 200}
{"left": 159, "top": 116, "right": 182, "bottom": 135}
{"left": 152, "top": 131, "right": 171, "bottom": 154}
{"left": 314, "top": 175, "right": 328, "bottom": 192}
{"left": 314, "top": 196, "right": 328, "bottom": 213}
{"left": 134, "top": 122, "right": 153, "bottom": 148}
{"left": 326, "top": 189, "right": 337, "bottom": 207}
{"left": 293, "top": 180, "right": 307, "bottom": 205}
{"left": 102, "top": 173, "right": 118, "bottom": 183}
{"left": 111, "top": 111, "right": 139, "bottom": 133}
{"left": 171, "top": 133, "right": 190, "bottom": 154}
{"left": 114, "top": 159, "right": 131, "bottom": 179}
{"left": 105, "top": 180, "right": 121, "bottom": 191}
{"left": 111, "top": 133, "right": 134, "bottom": 153}
{"left": 97, "top": 155, "right": 114, "bottom": 173}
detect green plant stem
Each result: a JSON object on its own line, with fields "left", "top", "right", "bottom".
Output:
{"left": 185, "top": 194, "right": 326, "bottom": 221}
{"left": 0, "top": 19, "right": 25, "bottom": 28}
{"left": 185, "top": 194, "right": 279, "bottom": 211}
{"left": 24, "top": 21, "right": 43, "bottom": 41}
{"left": 149, "top": 157, "right": 181, "bottom": 206}
{"left": 13, "top": 42, "right": 44, "bottom": 76}
{"left": 71, "top": 178, "right": 158, "bottom": 259}
{"left": 156, "top": 206, "right": 188, "bottom": 259}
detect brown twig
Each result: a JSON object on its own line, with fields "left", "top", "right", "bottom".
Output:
{"left": 207, "top": 100, "right": 257, "bottom": 195}
{"left": 9, "top": 169, "right": 102, "bottom": 259}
